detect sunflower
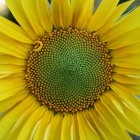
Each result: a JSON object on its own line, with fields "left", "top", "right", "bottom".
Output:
{"left": 0, "top": 0, "right": 140, "bottom": 139}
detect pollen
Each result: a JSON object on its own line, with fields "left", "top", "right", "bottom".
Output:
{"left": 25, "top": 28, "right": 113, "bottom": 113}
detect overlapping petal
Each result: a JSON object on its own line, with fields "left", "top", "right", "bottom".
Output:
{"left": 0, "top": 96, "right": 36, "bottom": 139}
{"left": 51, "top": 0, "right": 71, "bottom": 28}
{"left": 87, "top": 0, "right": 119, "bottom": 32}
{"left": 0, "top": 16, "right": 32, "bottom": 43}
{"left": 102, "top": 7, "right": 140, "bottom": 41}
{"left": 71, "top": 0, "right": 94, "bottom": 29}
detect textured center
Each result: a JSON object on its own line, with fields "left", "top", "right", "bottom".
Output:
{"left": 26, "top": 28, "right": 112, "bottom": 113}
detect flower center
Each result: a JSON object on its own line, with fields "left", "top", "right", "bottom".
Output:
{"left": 26, "top": 28, "right": 112, "bottom": 113}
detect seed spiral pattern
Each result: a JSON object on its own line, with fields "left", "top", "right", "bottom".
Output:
{"left": 26, "top": 28, "right": 112, "bottom": 113}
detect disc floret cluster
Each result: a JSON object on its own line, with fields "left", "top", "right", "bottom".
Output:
{"left": 25, "top": 28, "right": 113, "bottom": 113}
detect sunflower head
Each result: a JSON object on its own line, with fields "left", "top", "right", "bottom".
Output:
{"left": 25, "top": 28, "right": 112, "bottom": 113}
{"left": 0, "top": 0, "right": 140, "bottom": 139}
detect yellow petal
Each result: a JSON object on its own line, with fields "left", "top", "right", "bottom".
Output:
{"left": 112, "top": 54, "right": 140, "bottom": 69}
{"left": 110, "top": 82, "right": 140, "bottom": 112}
{"left": 101, "top": 93, "right": 140, "bottom": 135}
{"left": 51, "top": 0, "right": 60, "bottom": 28}
{"left": 122, "top": 106, "right": 140, "bottom": 135}
{"left": 113, "top": 74, "right": 140, "bottom": 85}
{"left": 83, "top": 109, "right": 115, "bottom": 140}
{"left": 6, "top": 0, "right": 36, "bottom": 40}
{"left": 0, "top": 76, "right": 26, "bottom": 100}
{"left": 0, "top": 70, "right": 24, "bottom": 79}
{"left": 17, "top": 106, "right": 46, "bottom": 140}
{"left": 20, "top": 0, "right": 44, "bottom": 35}
{"left": 33, "top": 110, "right": 53, "bottom": 140}
{"left": 71, "top": 114, "right": 80, "bottom": 140}
{"left": 59, "top": 0, "right": 72, "bottom": 28}
{"left": 0, "top": 92, "right": 27, "bottom": 113}
{"left": 0, "top": 16, "right": 32, "bottom": 44}
{"left": 107, "top": 28, "right": 140, "bottom": 49}
{"left": 109, "top": 91, "right": 140, "bottom": 135}
{"left": 36, "top": 0, "right": 52, "bottom": 32}
{"left": 114, "top": 66, "right": 140, "bottom": 75}
{"left": 0, "top": 55, "right": 25, "bottom": 65}
{"left": 71, "top": 0, "right": 84, "bottom": 26}
{"left": 45, "top": 114, "right": 63, "bottom": 140}
{"left": 111, "top": 43, "right": 140, "bottom": 58}
{"left": 0, "top": 96, "right": 35, "bottom": 139}
{"left": 95, "top": 101, "right": 131, "bottom": 140}
{"left": 51, "top": 0, "right": 71, "bottom": 29}
{"left": 77, "top": 0, "right": 94, "bottom": 29}
{"left": 130, "top": 85, "right": 140, "bottom": 95}
{"left": 0, "top": 33, "right": 31, "bottom": 59}
{"left": 0, "top": 65, "right": 24, "bottom": 76}
{"left": 77, "top": 112, "right": 100, "bottom": 140}
{"left": 87, "top": 0, "right": 119, "bottom": 32}
{"left": 99, "top": 0, "right": 134, "bottom": 35}
{"left": 71, "top": 0, "right": 94, "bottom": 29}
{"left": 102, "top": 7, "right": 140, "bottom": 41}
{"left": 61, "top": 114, "right": 72, "bottom": 140}
{"left": 6, "top": 102, "right": 38, "bottom": 140}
